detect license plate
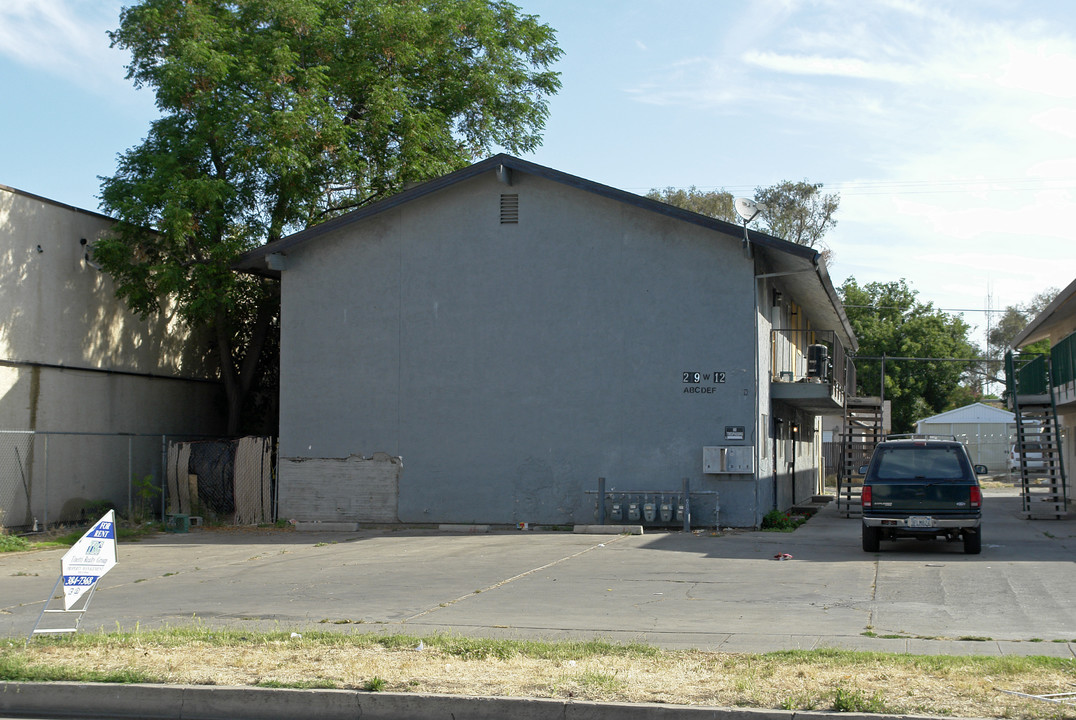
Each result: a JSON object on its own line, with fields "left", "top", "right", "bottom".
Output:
{"left": 907, "top": 516, "right": 934, "bottom": 528}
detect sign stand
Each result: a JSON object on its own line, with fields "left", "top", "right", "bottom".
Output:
{"left": 27, "top": 577, "right": 100, "bottom": 644}
{"left": 26, "top": 509, "right": 117, "bottom": 644}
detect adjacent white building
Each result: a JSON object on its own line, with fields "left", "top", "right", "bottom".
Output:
{"left": 915, "top": 402, "right": 1014, "bottom": 471}
{"left": 0, "top": 184, "right": 223, "bottom": 529}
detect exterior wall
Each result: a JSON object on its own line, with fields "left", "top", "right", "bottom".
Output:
{"left": 279, "top": 171, "right": 765, "bottom": 526}
{"left": 0, "top": 186, "right": 222, "bottom": 527}
{"left": 753, "top": 276, "right": 775, "bottom": 522}
{"left": 756, "top": 275, "right": 831, "bottom": 517}
{"left": 914, "top": 420, "right": 1013, "bottom": 471}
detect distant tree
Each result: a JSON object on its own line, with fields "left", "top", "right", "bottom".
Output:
{"left": 753, "top": 180, "right": 839, "bottom": 254}
{"left": 970, "top": 287, "right": 1059, "bottom": 392}
{"left": 988, "top": 288, "right": 1058, "bottom": 354}
{"left": 841, "top": 278, "right": 978, "bottom": 433}
{"left": 95, "top": 0, "right": 562, "bottom": 434}
{"left": 646, "top": 179, "right": 839, "bottom": 261}
{"left": 645, "top": 186, "right": 736, "bottom": 221}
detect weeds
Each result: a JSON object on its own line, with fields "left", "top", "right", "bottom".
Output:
{"left": 833, "top": 686, "right": 887, "bottom": 713}
{"left": 760, "top": 509, "right": 806, "bottom": 532}
{"left": 126, "top": 475, "right": 160, "bottom": 524}
{"left": 578, "top": 670, "right": 621, "bottom": 692}
{"left": 0, "top": 534, "right": 31, "bottom": 553}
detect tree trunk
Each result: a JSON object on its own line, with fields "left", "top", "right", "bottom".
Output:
{"left": 216, "top": 283, "right": 279, "bottom": 436}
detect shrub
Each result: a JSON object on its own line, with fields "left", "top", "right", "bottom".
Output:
{"left": 761, "top": 509, "right": 805, "bottom": 532}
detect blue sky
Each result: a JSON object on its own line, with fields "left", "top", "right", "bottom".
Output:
{"left": 2, "top": 0, "right": 1074, "bottom": 348}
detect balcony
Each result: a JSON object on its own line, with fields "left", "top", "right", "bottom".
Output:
{"left": 1007, "top": 332, "right": 1076, "bottom": 409}
{"left": 1053, "top": 330, "right": 1076, "bottom": 408}
{"left": 770, "top": 329, "right": 855, "bottom": 413}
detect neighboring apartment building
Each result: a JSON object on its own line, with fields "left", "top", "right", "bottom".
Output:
{"left": 0, "top": 184, "right": 223, "bottom": 529}
{"left": 237, "top": 155, "right": 858, "bottom": 528}
{"left": 1007, "top": 278, "right": 1076, "bottom": 515}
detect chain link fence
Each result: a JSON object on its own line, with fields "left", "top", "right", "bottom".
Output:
{"left": 0, "top": 431, "right": 274, "bottom": 532}
{"left": 824, "top": 427, "right": 1018, "bottom": 477}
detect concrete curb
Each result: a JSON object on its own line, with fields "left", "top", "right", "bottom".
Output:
{"left": 293, "top": 522, "right": 360, "bottom": 532}
{"left": 0, "top": 682, "right": 970, "bottom": 720}
{"left": 573, "top": 524, "right": 645, "bottom": 535}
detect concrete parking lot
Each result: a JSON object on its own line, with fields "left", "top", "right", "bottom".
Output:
{"left": 2, "top": 487, "right": 1074, "bottom": 656}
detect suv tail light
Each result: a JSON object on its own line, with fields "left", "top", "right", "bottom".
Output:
{"left": 861, "top": 485, "right": 872, "bottom": 508}
{"left": 970, "top": 485, "right": 981, "bottom": 508}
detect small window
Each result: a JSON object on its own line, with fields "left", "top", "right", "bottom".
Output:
{"left": 500, "top": 194, "right": 519, "bottom": 224}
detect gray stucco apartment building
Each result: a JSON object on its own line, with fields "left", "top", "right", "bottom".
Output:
{"left": 238, "top": 155, "right": 857, "bottom": 528}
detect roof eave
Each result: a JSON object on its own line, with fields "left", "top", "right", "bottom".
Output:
{"left": 232, "top": 156, "right": 858, "bottom": 354}
{"left": 1012, "top": 276, "right": 1076, "bottom": 348}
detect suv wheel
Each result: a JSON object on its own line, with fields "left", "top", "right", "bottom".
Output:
{"left": 862, "top": 524, "right": 880, "bottom": 552}
{"left": 963, "top": 528, "right": 981, "bottom": 555}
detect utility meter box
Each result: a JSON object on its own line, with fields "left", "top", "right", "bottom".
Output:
{"left": 703, "top": 446, "right": 754, "bottom": 474}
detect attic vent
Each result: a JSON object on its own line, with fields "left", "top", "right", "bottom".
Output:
{"left": 500, "top": 193, "right": 519, "bottom": 224}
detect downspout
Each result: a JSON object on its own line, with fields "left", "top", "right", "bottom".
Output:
{"left": 753, "top": 273, "right": 761, "bottom": 527}
{"left": 791, "top": 420, "right": 797, "bottom": 506}
{"left": 772, "top": 424, "right": 779, "bottom": 511}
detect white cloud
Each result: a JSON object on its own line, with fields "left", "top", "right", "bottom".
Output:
{"left": 741, "top": 51, "right": 917, "bottom": 83}
{"left": 1030, "top": 109, "right": 1076, "bottom": 139}
{"left": 0, "top": 0, "right": 128, "bottom": 92}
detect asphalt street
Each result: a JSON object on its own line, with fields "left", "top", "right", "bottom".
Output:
{"left": 2, "top": 487, "right": 1074, "bottom": 656}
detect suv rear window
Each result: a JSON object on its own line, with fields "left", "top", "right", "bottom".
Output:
{"left": 872, "top": 446, "right": 968, "bottom": 480}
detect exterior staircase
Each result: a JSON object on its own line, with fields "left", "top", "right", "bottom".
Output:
{"left": 1006, "top": 351, "right": 1068, "bottom": 519}
{"left": 837, "top": 397, "right": 884, "bottom": 517}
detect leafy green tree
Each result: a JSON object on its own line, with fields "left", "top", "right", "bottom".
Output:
{"left": 753, "top": 180, "right": 839, "bottom": 255}
{"left": 988, "top": 288, "right": 1057, "bottom": 354}
{"left": 966, "top": 287, "right": 1059, "bottom": 391}
{"left": 644, "top": 186, "right": 736, "bottom": 221}
{"left": 95, "top": 0, "right": 562, "bottom": 434}
{"left": 841, "top": 278, "right": 978, "bottom": 433}
{"left": 646, "top": 180, "right": 839, "bottom": 261}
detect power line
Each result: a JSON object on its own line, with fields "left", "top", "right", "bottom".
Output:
{"left": 629, "top": 176, "right": 1076, "bottom": 196}
{"left": 843, "top": 304, "right": 993, "bottom": 314}
{"left": 852, "top": 355, "right": 989, "bottom": 363}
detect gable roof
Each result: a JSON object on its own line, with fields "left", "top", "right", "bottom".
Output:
{"left": 916, "top": 402, "right": 1014, "bottom": 426}
{"left": 235, "top": 154, "right": 857, "bottom": 351}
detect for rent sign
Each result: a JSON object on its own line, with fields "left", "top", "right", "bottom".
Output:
{"left": 60, "top": 510, "right": 118, "bottom": 610}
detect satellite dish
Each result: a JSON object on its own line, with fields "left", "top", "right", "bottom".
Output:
{"left": 734, "top": 197, "right": 765, "bottom": 225}
{"left": 733, "top": 198, "right": 765, "bottom": 252}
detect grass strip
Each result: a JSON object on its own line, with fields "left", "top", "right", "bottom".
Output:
{"left": 2, "top": 629, "right": 1073, "bottom": 719}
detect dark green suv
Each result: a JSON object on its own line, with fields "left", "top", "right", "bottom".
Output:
{"left": 860, "top": 437, "right": 987, "bottom": 554}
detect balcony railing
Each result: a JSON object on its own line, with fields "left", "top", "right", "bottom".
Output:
{"left": 1053, "top": 330, "right": 1076, "bottom": 388}
{"left": 1005, "top": 351, "right": 1049, "bottom": 398}
{"left": 770, "top": 328, "right": 855, "bottom": 397}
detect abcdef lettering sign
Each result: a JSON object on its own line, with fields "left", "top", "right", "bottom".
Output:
{"left": 60, "top": 510, "right": 118, "bottom": 610}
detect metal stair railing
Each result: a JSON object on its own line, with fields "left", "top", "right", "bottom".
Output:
{"left": 837, "top": 400, "right": 883, "bottom": 518}
{"left": 1005, "top": 350, "right": 1067, "bottom": 519}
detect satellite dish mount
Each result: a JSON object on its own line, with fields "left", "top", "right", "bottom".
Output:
{"left": 733, "top": 198, "right": 765, "bottom": 250}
